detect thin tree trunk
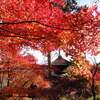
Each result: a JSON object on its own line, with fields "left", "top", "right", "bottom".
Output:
{"left": 47, "top": 52, "right": 52, "bottom": 78}
{"left": 92, "top": 77, "right": 96, "bottom": 100}
{"left": 7, "top": 69, "right": 10, "bottom": 86}
{"left": 48, "top": 52, "right": 51, "bottom": 67}
{"left": 91, "top": 57, "right": 98, "bottom": 100}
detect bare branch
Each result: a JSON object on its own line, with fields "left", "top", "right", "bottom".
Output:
{"left": 0, "top": 27, "right": 50, "bottom": 40}
{"left": 0, "top": 20, "right": 80, "bottom": 31}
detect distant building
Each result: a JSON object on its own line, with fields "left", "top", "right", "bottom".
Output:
{"left": 51, "top": 54, "right": 74, "bottom": 77}
{"left": 52, "top": 55, "right": 72, "bottom": 70}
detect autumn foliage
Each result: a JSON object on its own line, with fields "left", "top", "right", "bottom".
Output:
{"left": 0, "top": 0, "right": 100, "bottom": 99}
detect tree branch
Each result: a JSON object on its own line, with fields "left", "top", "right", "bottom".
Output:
{"left": 0, "top": 27, "right": 50, "bottom": 40}
{"left": 0, "top": 20, "right": 80, "bottom": 31}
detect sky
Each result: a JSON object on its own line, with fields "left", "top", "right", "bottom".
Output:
{"left": 77, "top": 0, "right": 100, "bottom": 10}
{"left": 77, "top": 0, "right": 93, "bottom": 6}
{"left": 21, "top": 49, "right": 100, "bottom": 65}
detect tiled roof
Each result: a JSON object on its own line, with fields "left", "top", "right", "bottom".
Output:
{"left": 52, "top": 55, "right": 71, "bottom": 66}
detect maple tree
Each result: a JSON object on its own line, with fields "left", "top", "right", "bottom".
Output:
{"left": 0, "top": 0, "right": 100, "bottom": 99}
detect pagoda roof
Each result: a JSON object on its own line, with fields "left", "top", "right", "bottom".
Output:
{"left": 52, "top": 55, "right": 71, "bottom": 66}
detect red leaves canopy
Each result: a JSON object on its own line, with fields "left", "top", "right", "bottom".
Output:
{"left": 0, "top": 0, "right": 99, "bottom": 54}
{"left": 0, "top": 0, "right": 99, "bottom": 98}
